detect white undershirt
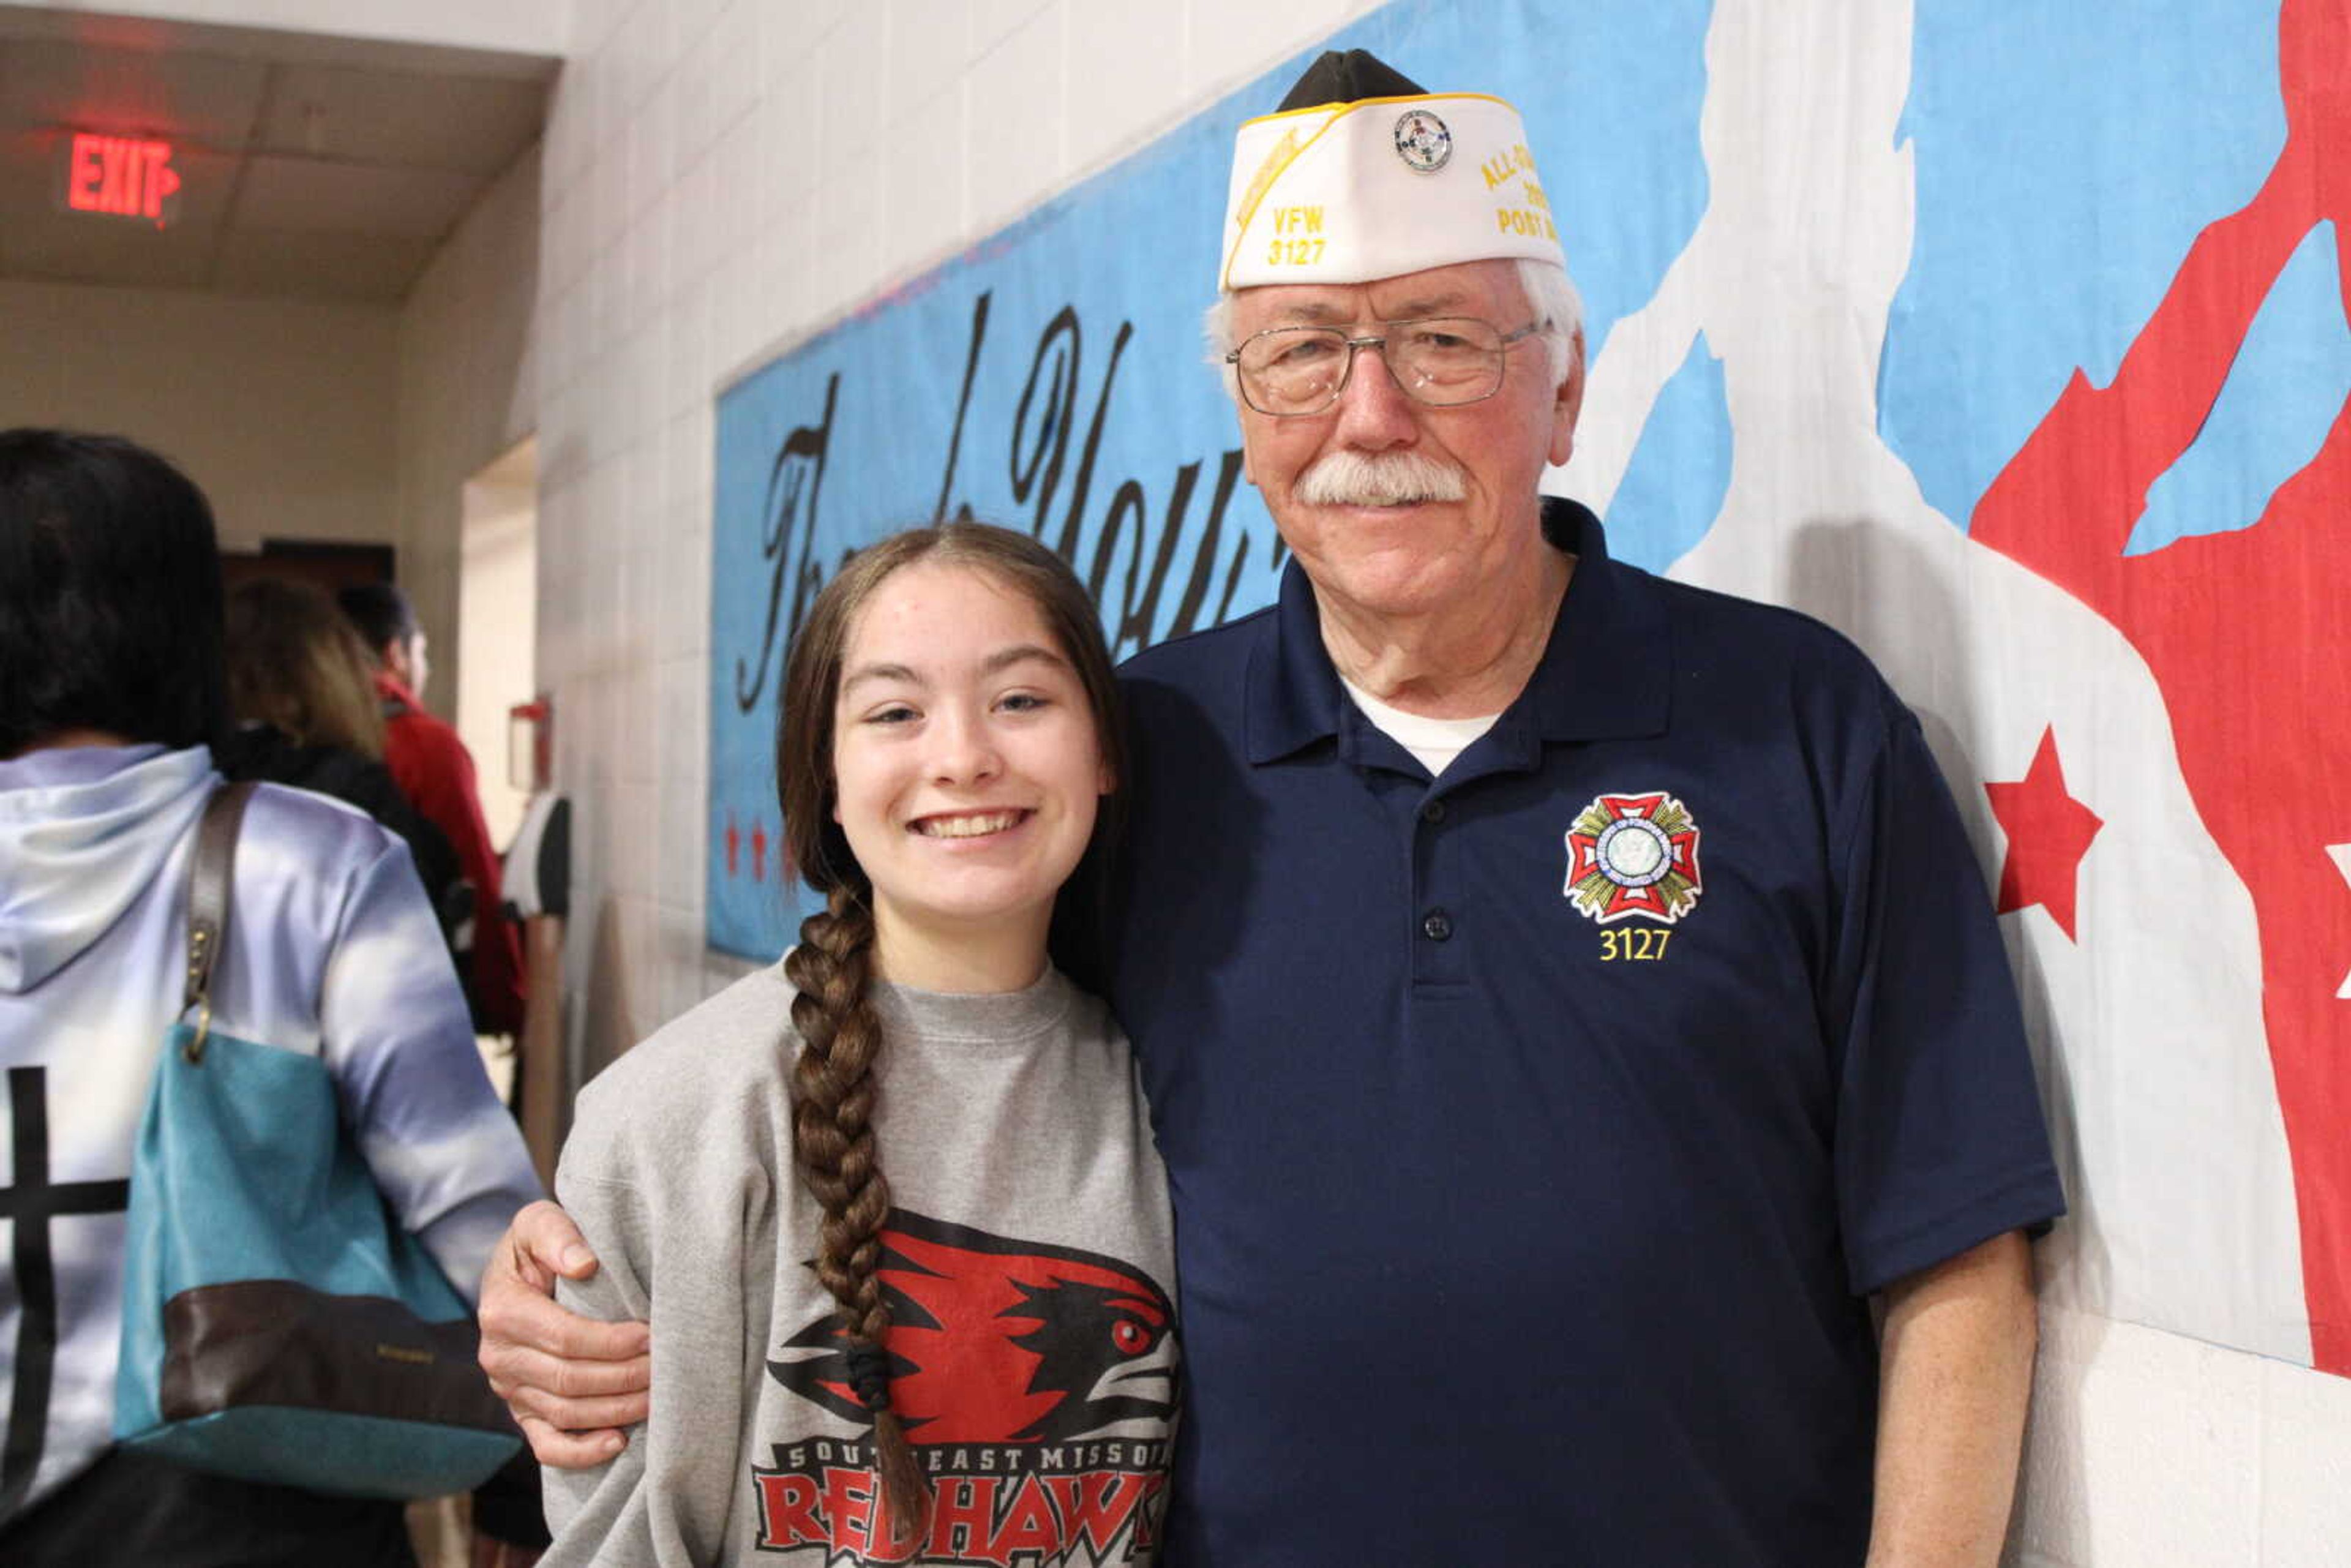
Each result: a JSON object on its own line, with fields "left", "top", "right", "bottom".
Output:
{"left": 1338, "top": 677, "right": 1502, "bottom": 779}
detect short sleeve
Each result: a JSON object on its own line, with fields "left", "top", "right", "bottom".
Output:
{"left": 1826, "top": 709, "right": 2066, "bottom": 1294}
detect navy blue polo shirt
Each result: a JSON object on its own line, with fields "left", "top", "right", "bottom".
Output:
{"left": 1089, "top": 500, "right": 2063, "bottom": 1567}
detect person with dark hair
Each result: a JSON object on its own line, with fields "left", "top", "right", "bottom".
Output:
{"left": 219, "top": 577, "right": 470, "bottom": 937}
{"left": 337, "top": 580, "right": 528, "bottom": 1037}
{"left": 0, "top": 429, "right": 541, "bottom": 1566}
{"left": 486, "top": 50, "right": 2063, "bottom": 1568}
{"left": 0, "top": 433, "right": 229, "bottom": 759}
{"left": 336, "top": 579, "right": 424, "bottom": 676}
{"left": 535, "top": 523, "right": 1177, "bottom": 1565}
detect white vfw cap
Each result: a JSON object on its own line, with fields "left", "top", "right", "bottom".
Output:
{"left": 1220, "top": 49, "right": 1567, "bottom": 291}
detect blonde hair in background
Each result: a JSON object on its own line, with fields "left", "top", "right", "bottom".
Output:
{"left": 223, "top": 579, "right": 389, "bottom": 760}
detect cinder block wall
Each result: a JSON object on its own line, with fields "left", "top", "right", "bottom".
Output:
{"left": 517, "top": 0, "right": 1385, "bottom": 1098}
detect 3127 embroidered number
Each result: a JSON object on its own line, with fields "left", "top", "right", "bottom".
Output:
{"left": 1599, "top": 928, "right": 1673, "bottom": 962}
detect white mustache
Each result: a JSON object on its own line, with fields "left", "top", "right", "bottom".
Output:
{"left": 1293, "top": 450, "right": 1468, "bottom": 508}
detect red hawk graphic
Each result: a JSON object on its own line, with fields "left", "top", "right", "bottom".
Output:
{"left": 769, "top": 1211, "right": 1180, "bottom": 1442}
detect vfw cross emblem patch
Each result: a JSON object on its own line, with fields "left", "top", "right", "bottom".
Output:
{"left": 1564, "top": 791, "right": 1703, "bottom": 924}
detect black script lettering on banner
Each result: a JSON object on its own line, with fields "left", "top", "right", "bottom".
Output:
{"left": 733, "top": 290, "right": 1274, "bottom": 719}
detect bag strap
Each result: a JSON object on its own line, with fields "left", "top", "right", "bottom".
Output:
{"left": 182, "top": 781, "right": 258, "bottom": 1061}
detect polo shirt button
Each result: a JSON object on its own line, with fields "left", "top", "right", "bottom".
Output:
{"left": 1421, "top": 909, "right": 1453, "bottom": 942}
{"left": 1420, "top": 800, "right": 1447, "bottom": 824}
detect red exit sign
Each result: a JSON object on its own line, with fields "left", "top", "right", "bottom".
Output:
{"left": 61, "top": 133, "right": 182, "bottom": 228}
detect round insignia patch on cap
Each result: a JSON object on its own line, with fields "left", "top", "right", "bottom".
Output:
{"left": 1392, "top": 108, "right": 1452, "bottom": 173}
{"left": 1563, "top": 791, "right": 1703, "bottom": 924}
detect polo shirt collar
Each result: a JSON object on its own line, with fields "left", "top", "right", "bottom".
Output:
{"left": 1243, "top": 497, "right": 1673, "bottom": 765}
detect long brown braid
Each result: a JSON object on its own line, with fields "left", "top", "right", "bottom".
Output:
{"left": 773, "top": 522, "right": 1128, "bottom": 1549}
{"left": 780, "top": 895, "right": 924, "bottom": 1543}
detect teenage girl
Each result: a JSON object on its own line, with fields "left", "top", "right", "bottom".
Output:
{"left": 540, "top": 525, "right": 1179, "bottom": 1567}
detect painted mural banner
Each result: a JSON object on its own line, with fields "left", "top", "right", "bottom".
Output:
{"left": 711, "top": 0, "right": 2351, "bottom": 1376}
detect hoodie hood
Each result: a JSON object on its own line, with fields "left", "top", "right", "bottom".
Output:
{"left": 0, "top": 744, "right": 216, "bottom": 992}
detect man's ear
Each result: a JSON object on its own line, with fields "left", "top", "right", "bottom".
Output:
{"left": 1547, "top": 328, "right": 1586, "bottom": 470}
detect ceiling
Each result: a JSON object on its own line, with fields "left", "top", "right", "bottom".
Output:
{"left": 0, "top": 5, "right": 557, "bottom": 304}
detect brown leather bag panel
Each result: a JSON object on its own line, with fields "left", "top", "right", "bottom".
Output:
{"left": 157, "top": 1280, "right": 519, "bottom": 1435}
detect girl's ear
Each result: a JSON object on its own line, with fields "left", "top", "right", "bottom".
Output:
{"left": 1098, "top": 757, "right": 1117, "bottom": 796}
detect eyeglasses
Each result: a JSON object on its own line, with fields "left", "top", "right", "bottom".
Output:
{"left": 1224, "top": 317, "right": 1542, "bottom": 417}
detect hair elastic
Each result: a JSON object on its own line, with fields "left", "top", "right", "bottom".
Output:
{"left": 846, "top": 1342, "right": 893, "bottom": 1414}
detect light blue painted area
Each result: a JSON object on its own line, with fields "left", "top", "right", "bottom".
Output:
{"left": 1602, "top": 331, "right": 1733, "bottom": 575}
{"left": 2128, "top": 223, "right": 2351, "bottom": 556}
{"left": 1880, "top": 4, "right": 2284, "bottom": 533}
{"left": 707, "top": 0, "right": 1715, "bottom": 958}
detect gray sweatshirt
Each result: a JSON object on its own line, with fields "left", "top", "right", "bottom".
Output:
{"left": 542, "top": 959, "right": 1179, "bottom": 1567}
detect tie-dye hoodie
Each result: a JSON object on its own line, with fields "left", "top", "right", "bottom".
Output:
{"left": 0, "top": 743, "right": 541, "bottom": 1520}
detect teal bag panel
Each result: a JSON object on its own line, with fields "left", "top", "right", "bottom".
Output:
{"left": 121, "top": 1409, "right": 519, "bottom": 1501}
{"left": 115, "top": 1024, "right": 476, "bottom": 1449}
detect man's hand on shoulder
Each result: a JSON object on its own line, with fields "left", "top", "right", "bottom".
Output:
{"left": 478, "top": 1199, "right": 652, "bottom": 1468}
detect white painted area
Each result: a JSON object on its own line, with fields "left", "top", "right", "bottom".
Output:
{"left": 10, "top": 0, "right": 570, "bottom": 59}
{"left": 2331, "top": 845, "right": 2351, "bottom": 999}
{"left": 2016, "top": 1304, "right": 2351, "bottom": 1567}
{"left": 394, "top": 139, "right": 542, "bottom": 718}
{"left": 0, "top": 276, "right": 399, "bottom": 547}
{"left": 458, "top": 438, "right": 539, "bottom": 848}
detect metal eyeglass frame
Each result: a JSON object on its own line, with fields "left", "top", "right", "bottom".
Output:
{"left": 1224, "top": 318, "right": 1543, "bottom": 417}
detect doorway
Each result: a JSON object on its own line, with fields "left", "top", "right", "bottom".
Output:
{"left": 457, "top": 437, "right": 537, "bottom": 848}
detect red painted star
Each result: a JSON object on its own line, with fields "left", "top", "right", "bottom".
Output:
{"left": 725, "top": 812, "right": 741, "bottom": 877}
{"left": 1984, "top": 726, "right": 2104, "bottom": 942}
{"left": 751, "top": 821, "right": 768, "bottom": 883}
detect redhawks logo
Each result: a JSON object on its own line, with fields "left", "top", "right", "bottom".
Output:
{"left": 754, "top": 1212, "right": 1180, "bottom": 1564}
{"left": 1564, "top": 790, "right": 1703, "bottom": 924}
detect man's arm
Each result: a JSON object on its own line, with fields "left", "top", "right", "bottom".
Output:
{"left": 1865, "top": 1229, "right": 2039, "bottom": 1568}
{"left": 479, "top": 1201, "right": 653, "bottom": 1466}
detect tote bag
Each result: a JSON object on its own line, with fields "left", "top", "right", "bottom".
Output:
{"left": 112, "top": 782, "right": 522, "bottom": 1498}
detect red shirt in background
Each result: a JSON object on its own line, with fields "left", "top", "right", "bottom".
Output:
{"left": 373, "top": 670, "right": 526, "bottom": 1036}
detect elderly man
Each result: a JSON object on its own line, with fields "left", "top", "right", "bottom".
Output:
{"left": 482, "top": 50, "right": 2060, "bottom": 1566}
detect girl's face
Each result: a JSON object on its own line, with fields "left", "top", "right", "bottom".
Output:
{"left": 830, "top": 561, "right": 1111, "bottom": 981}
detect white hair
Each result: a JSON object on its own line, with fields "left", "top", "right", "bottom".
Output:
{"left": 1203, "top": 257, "right": 1584, "bottom": 403}
{"left": 1514, "top": 258, "right": 1584, "bottom": 387}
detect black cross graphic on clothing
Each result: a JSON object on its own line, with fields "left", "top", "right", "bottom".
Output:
{"left": 1, "top": 1066, "right": 130, "bottom": 1520}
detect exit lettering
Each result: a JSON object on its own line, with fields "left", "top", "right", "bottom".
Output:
{"left": 64, "top": 134, "right": 181, "bottom": 228}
